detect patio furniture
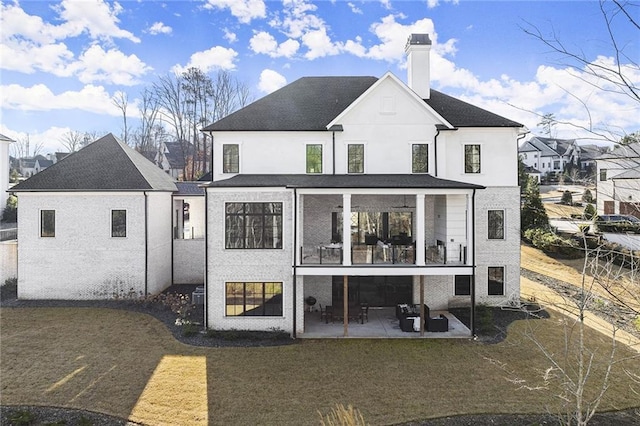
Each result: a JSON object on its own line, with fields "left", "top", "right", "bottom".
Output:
{"left": 320, "top": 304, "right": 333, "bottom": 324}
{"left": 399, "top": 316, "right": 418, "bottom": 332}
{"left": 359, "top": 303, "right": 369, "bottom": 323}
{"left": 427, "top": 314, "right": 449, "bottom": 332}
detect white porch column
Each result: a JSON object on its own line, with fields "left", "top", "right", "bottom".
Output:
{"left": 466, "top": 192, "right": 474, "bottom": 266}
{"left": 342, "top": 193, "right": 352, "bottom": 266}
{"left": 415, "top": 193, "right": 426, "bottom": 266}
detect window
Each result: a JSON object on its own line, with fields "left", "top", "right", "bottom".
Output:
{"left": 306, "top": 144, "right": 322, "bottom": 173}
{"left": 40, "top": 210, "right": 55, "bottom": 237}
{"left": 464, "top": 144, "right": 481, "bottom": 173}
{"left": 223, "top": 144, "right": 239, "bottom": 173}
{"left": 553, "top": 160, "right": 560, "bottom": 170}
{"left": 454, "top": 275, "right": 471, "bottom": 296}
{"left": 412, "top": 144, "right": 428, "bottom": 173}
{"left": 225, "top": 202, "right": 283, "bottom": 249}
{"left": 225, "top": 282, "right": 283, "bottom": 316}
{"left": 487, "top": 210, "right": 505, "bottom": 240}
{"left": 111, "top": 210, "right": 127, "bottom": 237}
{"left": 348, "top": 144, "right": 364, "bottom": 173}
{"left": 600, "top": 169, "right": 607, "bottom": 181}
{"left": 488, "top": 267, "right": 504, "bottom": 295}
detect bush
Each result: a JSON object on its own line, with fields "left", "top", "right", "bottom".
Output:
{"left": 560, "top": 190, "right": 573, "bottom": 205}
{"left": 182, "top": 322, "right": 199, "bottom": 337}
{"left": 475, "top": 304, "right": 494, "bottom": 334}
{"left": 8, "top": 410, "right": 35, "bottom": 425}
{"left": 2, "top": 194, "right": 17, "bottom": 222}
{"left": 583, "top": 203, "right": 596, "bottom": 220}
{"left": 582, "top": 189, "right": 593, "bottom": 203}
{"left": 524, "top": 228, "right": 582, "bottom": 258}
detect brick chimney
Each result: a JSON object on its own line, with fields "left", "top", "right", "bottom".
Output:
{"left": 405, "top": 34, "right": 432, "bottom": 99}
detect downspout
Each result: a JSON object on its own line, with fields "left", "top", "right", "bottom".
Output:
{"left": 516, "top": 128, "right": 530, "bottom": 185}
{"left": 171, "top": 197, "right": 174, "bottom": 286}
{"left": 144, "top": 191, "right": 149, "bottom": 296}
{"left": 328, "top": 125, "right": 343, "bottom": 175}
{"left": 434, "top": 125, "right": 457, "bottom": 177}
{"left": 292, "top": 188, "right": 298, "bottom": 338}
{"left": 470, "top": 188, "right": 476, "bottom": 338}
{"left": 204, "top": 188, "right": 209, "bottom": 328}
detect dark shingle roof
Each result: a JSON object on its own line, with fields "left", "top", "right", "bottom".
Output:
{"left": 202, "top": 76, "right": 522, "bottom": 132}
{"left": 11, "top": 133, "right": 177, "bottom": 192}
{"left": 205, "top": 174, "right": 483, "bottom": 190}
{"left": 175, "top": 182, "right": 205, "bottom": 195}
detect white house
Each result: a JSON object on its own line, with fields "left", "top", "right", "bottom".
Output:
{"left": 0, "top": 133, "right": 14, "bottom": 210}
{"left": 519, "top": 136, "right": 575, "bottom": 177}
{"left": 596, "top": 142, "right": 640, "bottom": 218}
{"left": 11, "top": 134, "right": 178, "bottom": 299}
{"left": 200, "top": 34, "right": 525, "bottom": 337}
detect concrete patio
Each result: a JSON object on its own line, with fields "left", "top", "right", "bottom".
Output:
{"left": 300, "top": 307, "right": 471, "bottom": 339}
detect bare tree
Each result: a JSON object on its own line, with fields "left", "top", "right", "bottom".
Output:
{"left": 132, "top": 87, "right": 161, "bottom": 155}
{"left": 112, "top": 91, "right": 129, "bottom": 145}
{"left": 59, "top": 130, "right": 84, "bottom": 152}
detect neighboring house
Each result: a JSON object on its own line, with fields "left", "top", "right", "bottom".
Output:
{"left": 200, "top": 34, "right": 525, "bottom": 337}
{"left": 0, "top": 133, "right": 14, "bottom": 210}
{"left": 18, "top": 155, "right": 48, "bottom": 178}
{"left": 524, "top": 165, "right": 542, "bottom": 184}
{"left": 11, "top": 134, "right": 178, "bottom": 300}
{"left": 519, "top": 136, "right": 575, "bottom": 177}
{"left": 34, "top": 158, "right": 53, "bottom": 173}
{"left": 596, "top": 142, "right": 640, "bottom": 218}
{"left": 155, "top": 141, "right": 194, "bottom": 180}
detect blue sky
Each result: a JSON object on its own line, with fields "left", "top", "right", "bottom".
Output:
{"left": 1, "top": 0, "right": 638, "bottom": 154}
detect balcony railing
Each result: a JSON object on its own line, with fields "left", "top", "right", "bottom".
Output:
{"left": 300, "top": 243, "right": 467, "bottom": 266}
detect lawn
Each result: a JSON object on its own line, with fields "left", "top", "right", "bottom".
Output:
{"left": 1, "top": 307, "right": 639, "bottom": 425}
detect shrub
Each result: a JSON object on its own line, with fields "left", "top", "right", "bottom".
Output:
{"left": 8, "top": 410, "right": 35, "bottom": 426}
{"left": 560, "top": 190, "right": 573, "bottom": 205}
{"left": 319, "top": 404, "right": 367, "bottom": 426}
{"left": 524, "top": 228, "right": 582, "bottom": 258}
{"left": 475, "top": 304, "right": 494, "bottom": 334}
{"left": 182, "top": 322, "right": 199, "bottom": 337}
{"left": 582, "top": 189, "right": 593, "bottom": 203}
{"left": 583, "top": 203, "right": 596, "bottom": 220}
{"left": 2, "top": 194, "right": 17, "bottom": 222}
{"left": 521, "top": 177, "right": 550, "bottom": 232}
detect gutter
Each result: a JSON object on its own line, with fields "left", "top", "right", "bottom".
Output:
{"left": 292, "top": 188, "right": 298, "bottom": 338}
{"left": 434, "top": 125, "right": 457, "bottom": 177}
{"left": 471, "top": 188, "right": 476, "bottom": 338}
{"left": 144, "top": 191, "right": 149, "bottom": 296}
{"left": 328, "top": 125, "right": 343, "bottom": 175}
{"left": 204, "top": 188, "right": 209, "bottom": 328}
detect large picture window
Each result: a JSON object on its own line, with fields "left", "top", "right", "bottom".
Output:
{"left": 412, "top": 144, "right": 428, "bottom": 173}
{"left": 111, "top": 210, "right": 127, "bottom": 237}
{"left": 306, "top": 144, "right": 322, "bottom": 173}
{"left": 488, "top": 210, "right": 505, "bottom": 240}
{"left": 348, "top": 144, "right": 364, "bottom": 173}
{"left": 464, "top": 144, "right": 481, "bottom": 173}
{"left": 225, "top": 202, "right": 283, "bottom": 249}
{"left": 40, "top": 210, "right": 55, "bottom": 237}
{"left": 225, "top": 282, "right": 283, "bottom": 316}
{"left": 223, "top": 144, "right": 239, "bottom": 173}
{"left": 488, "top": 266, "right": 505, "bottom": 295}
{"left": 454, "top": 275, "right": 471, "bottom": 296}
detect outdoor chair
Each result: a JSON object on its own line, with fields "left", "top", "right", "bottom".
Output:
{"left": 359, "top": 303, "right": 369, "bottom": 324}
{"left": 320, "top": 304, "right": 333, "bottom": 324}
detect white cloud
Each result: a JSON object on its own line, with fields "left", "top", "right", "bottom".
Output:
{"left": 73, "top": 45, "right": 152, "bottom": 86}
{"left": 148, "top": 22, "right": 172, "bottom": 35}
{"left": 258, "top": 69, "right": 287, "bottom": 94}
{"left": 173, "top": 46, "right": 238, "bottom": 74}
{"left": 302, "top": 27, "right": 341, "bottom": 59}
{"left": 427, "top": 0, "right": 460, "bottom": 9}
{"left": 2, "top": 125, "right": 80, "bottom": 156}
{"left": 204, "top": 0, "right": 266, "bottom": 23}
{"left": 53, "top": 0, "right": 140, "bottom": 42}
{"left": 348, "top": 2, "right": 363, "bottom": 14}
{"left": 1, "top": 84, "right": 119, "bottom": 116}
{"left": 223, "top": 28, "right": 238, "bottom": 43}
{"left": 249, "top": 31, "right": 299, "bottom": 58}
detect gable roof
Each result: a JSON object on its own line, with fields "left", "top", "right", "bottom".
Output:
{"left": 598, "top": 142, "right": 640, "bottom": 160}
{"left": 11, "top": 133, "right": 177, "bottom": 192}
{"left": 202, "top": 75, "right": 522, "bottom": 132}
{"left": 205, "top": 174, "right": 483, "bottom": 190}
{"left": 0, "top": 134, "right": 15, "bottom": 143}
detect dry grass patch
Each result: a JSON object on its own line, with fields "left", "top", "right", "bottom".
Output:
{"left": 2, "top": 307, "right": 639, "bottom": 425}
{"left": 543, "top": 202, "right": 584, "bottom": 219}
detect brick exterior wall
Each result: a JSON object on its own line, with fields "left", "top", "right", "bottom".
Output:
{"left": 173, "top": 239, "right": 205, "bottom": 284}
{"left": 0, "top": 240, "right": 17, "bottom": 283}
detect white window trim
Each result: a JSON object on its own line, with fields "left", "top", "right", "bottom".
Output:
{"left": 39, "top": 209, "right": 56, "bottom": 238}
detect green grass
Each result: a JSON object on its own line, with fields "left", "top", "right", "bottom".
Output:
{"left": 1, "top": 307, "right": 638, "bottom": 425}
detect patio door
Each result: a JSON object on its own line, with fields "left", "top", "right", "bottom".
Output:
{"left": 331, "top": 276, "right": 412, "bottom": 307}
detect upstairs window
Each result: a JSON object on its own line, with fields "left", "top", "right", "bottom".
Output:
{"left": 306, "top": 144, "right": 322, "bottom": 174}
{"left": 223, "top": 144, "right": 239, "bottom": 173}
{"left": 111, "top": 210, "right": 127, "bottom": 238}
{"left": 348, "top": 144, "right": 364, "bottom": 174}
{"left": 464, "top": 144, "right": 481, "bottom": 173}
{"left": 412, "top": 144, "right": 429, "bottom": 173}
{"left": 488, "top": 210, "right": 505, "bottom": 240}
{"left": 599, "top": 169, "right": 607, "bottom": 181}
{"left": 40, "top": 210, "right": 55, "bottom": 237}
{"left": 225, "top": 202, "right": 283, "bottom": 249}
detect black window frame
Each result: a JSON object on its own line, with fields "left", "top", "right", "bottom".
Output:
{"left": 306, "top": 144, "right": 322, "bottom": 174}
{"left": 225, "top": 202, "right": 283, "bottom": 249}
{"left": 599, "top": 169, "right": 607, "bottom": 181}
{"left": 225, "top": 282, "right": 283, "bottom": 316}
{"left": 223, "top": 144, "right": 239, "bottom": 173}
{"left": 488, "top": 266, "right": 505, "bottom": 296}
{"left": 487, "top": 210, "right": 505, "bottom": 240}
{"left": 40, "top": 210, "right": 55, "bottom": 238}
{"left": 347, "top": 144, "right": 364, "bottom": 174}
{"left": 454, "top": 275, "right": 471, "bottom": 296}
{"left": 111, "top": 209, "right": 127, "bottom": 238}
{"left": 412, "top": 144, "right": 429, "bottom": 173}
{"left": 464, "top": 144, "right": 481, "bottom": 174}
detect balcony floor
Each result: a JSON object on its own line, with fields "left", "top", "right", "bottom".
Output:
{"left": 300, "top": 307, "right": 471, "bottom": 338}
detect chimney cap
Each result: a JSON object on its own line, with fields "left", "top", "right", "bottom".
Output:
{"left": 406, "top": 33, "right": 432, "bottom": 47}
